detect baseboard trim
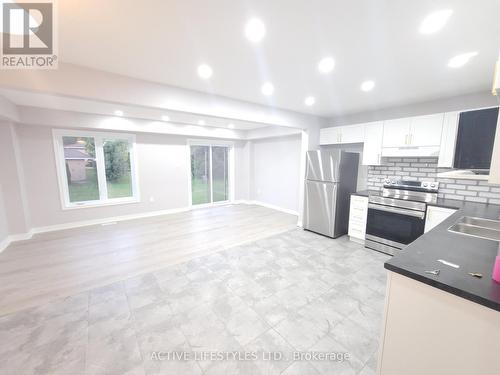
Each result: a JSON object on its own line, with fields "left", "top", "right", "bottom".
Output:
{"left": 0, "top": 231, "right": 35, "bottom": 253}
{"left": 31, "top": 206, "right": 191, "bottom": 235}
{"left": 238, "top": 200, "right": 299, "bottom": 216}
{"left": 2, "top": 201, "right": 299, "bottom": 250}
{"left": 0, "top": 236, "right": 10, "bottom": 253}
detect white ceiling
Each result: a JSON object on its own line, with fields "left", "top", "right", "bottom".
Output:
{"left": 0, "top": 88, "right": 267, "bottom": 130}
{"left": 56, "top": 0, "right": 500, "bottom": 117}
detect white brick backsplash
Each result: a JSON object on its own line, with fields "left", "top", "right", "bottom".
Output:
{"left": 411, "top": 163, "right": 430, "bottom": 167}
{"left": 478, "top": 192, "right": 500, "bottom": 198}
{"left": 419, "top": 168, "right": 436, "bottom": 173}
{"left": 419, "top": 158, "right": 438, "bottom": 163}
{"left": 446, "top": 184, "right": 466, "bottom": 190}
{"left": 367, "top": 157, "right": 500, "bottom": 205}
{"left": 467, "top": 185, "right": 490, "bottom": 192}
{"left": 444, "top": 194, "right": 465, "bottom": 201}
{"left": 454, "top": 179, "right": 478, "bottom": 185}
{"left": 462, "top": 196, "right": 488, "bottom": 203}
{"left": 455, "top": 190, "right": 477, "bottom": 196}
{"left": 439, "top": 188, "right": 456, "bottom": 194}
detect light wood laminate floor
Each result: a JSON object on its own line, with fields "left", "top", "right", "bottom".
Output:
{"left": 0, "top": 204, "right": 298, "bottom": 316}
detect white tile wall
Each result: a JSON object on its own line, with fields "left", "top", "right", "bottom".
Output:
{"left": 367, "top": 157, "right": 500, "bottom": 204}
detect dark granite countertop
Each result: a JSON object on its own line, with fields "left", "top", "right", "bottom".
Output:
{"left": 352, "top": 190, "right": 500, "bottom": 311}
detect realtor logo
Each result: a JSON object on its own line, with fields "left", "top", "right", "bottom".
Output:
{"left": 1, "top": 0, "right": 58, "bottom": 69}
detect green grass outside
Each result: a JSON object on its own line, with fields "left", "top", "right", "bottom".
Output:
{"left": 191, "top": 177, "right": 228, "bottom": 205}
{"left": 68, "top": 168, "right": 132, "bottom": 202}
{"left": 68, "top": 169, "right": 225, "bottom": 204}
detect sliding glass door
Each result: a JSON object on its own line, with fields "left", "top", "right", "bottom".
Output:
{"left": 190, "top": 144, "right": 230, "bottom": 205}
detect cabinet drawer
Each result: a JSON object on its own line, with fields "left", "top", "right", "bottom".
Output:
{"left": 351, "top": 195, "right": 368, "bottom": 204}
{"left": 350, "top": 212, "right": 367, "bottom": 222}
{"left": 351, "top": 205, "right": 367, "bottom": 214}
{"left": 349, "top": 219, "right": 366, "bottom": 229}
{"left": 348, "top": 226, "right": 365, "bottom": 239}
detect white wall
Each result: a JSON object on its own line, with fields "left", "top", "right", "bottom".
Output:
{"left": 0, "top": 122, "right": 30, "bottom": 235}
{"left": 249, "top": 135, "right": 302, "bottom": 213}
{"left": 0, "top": 185, "right": 8, "bottom": 247}
{"left": 14, "top": 124, "right": 250, "bottom": 228}
{"left": 1, "top": 117, "right": 303, "bottom": 234}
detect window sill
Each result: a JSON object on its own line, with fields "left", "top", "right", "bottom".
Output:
{"left": 62, "top": 197, "right": 141, "bottom": 210}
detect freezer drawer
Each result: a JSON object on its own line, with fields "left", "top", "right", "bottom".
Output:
{"left": 303, "top": 180, "right": 337, "bottom": 237}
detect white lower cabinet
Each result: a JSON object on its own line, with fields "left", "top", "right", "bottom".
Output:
{"left": 348, "top": 195, "right": 368, "bottom": 242}
{"left": 424, "top": 206, "right": 457, "bottom": 233}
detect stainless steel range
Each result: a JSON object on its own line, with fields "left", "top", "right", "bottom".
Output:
{"left": 365, "top": 179, "right": 439, "bottom": 255}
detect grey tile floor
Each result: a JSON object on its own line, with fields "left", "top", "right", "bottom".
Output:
{"left": 0, "top": 229, "right": 389, "bottom": 375}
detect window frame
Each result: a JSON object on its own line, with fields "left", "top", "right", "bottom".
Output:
{"left": 187, "top": 139, "right": 235, "bottom": 208}
{"left": 53, "top": 129, "right": 140, "bottom": 210}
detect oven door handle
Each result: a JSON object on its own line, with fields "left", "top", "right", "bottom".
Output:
{"left": 368, "top": 203, "right": 425, "bottom": 219}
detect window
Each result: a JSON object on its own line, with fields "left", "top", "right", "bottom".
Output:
{"left": 189, "top": 141, "right": 232, "bottom": 206}
{"left": 53, "top": 130, "right": 139, "bottom": 209}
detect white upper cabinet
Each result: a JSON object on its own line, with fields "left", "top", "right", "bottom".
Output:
{"left": 382, "top": 118, "right": 412, "bottom": 147}
{"left": 320, "top": 124, "right": 364, "bottom": 145}
{"left": 438, "top": 112, "right": 459, "bottom": 168}
{"left": 410, "top": 114, "right": 444, "bottom": 147}
{"left": 320, "top": 127, "right": 342, "bottom": 145}
{"left": 339, "top": 124, "right": 365, "bottom": 144}
{"left": 362, "top": 122, "right": 384, "bottom": 165}
{"left": 382, "top": 113, "right": 444, "bottom": 157}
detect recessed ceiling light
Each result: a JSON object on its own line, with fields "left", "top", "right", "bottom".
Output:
{"left": 198, "top": 120, "right": 206, "bottom": 126}
{"left": 361, "top": 80, "right": 375, "bottom": 92}
{"left": 228, "top": 123, "right": 235, "bottom": 129}
{"left": 448, "top": 52, "right": 478, "bottom": 68}
{"left": 304, "top": 96, "right": 316, "bottom": 106}
{"left": 261, "top": 82, "right": 274, "bottom": 96}
{"left": 162, "top": 115, "right": 170, "bottom": 122}
{"left": 318, "top": 57, "right": 335, "bottom": 74}
{"left": 245, "top": 18, "right": 266, "bottom": 43}
{"left": 419, "top": 9, "right": 453, "bottom": 34}
{"left": 197, "top": 64, "right": 213, "bottom": 79}
{"left": 114, "top": 110, "right": 124, "bottom": 116}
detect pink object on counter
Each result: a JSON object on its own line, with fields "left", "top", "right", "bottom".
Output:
{"left": 493, "top": 256, "right": 500, "bottom": 283}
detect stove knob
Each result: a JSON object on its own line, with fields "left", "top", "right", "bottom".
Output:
{"left": 422, "top": 182, "right": 428, "bottom": 187}
{"left": 385, "top": 179, "right": 391, "bottom": 184}
{"left": 391, "top": 180, "right": 396, "bottom": 184}
{"left": 430, "top": 183, "right": 436, "bottom": 188}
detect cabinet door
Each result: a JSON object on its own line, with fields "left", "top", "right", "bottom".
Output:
{"left": 438, "top": 112, "right": 459, "bottom": 168}
{"left": 362, "top": 122, "right": 384, "bottom": 165}
{"left": 382, "top": 118, "right": 411, "bottom": 147}
{"left": 410, "top": 114, "right": 444, "bottom": 147}
{"left": 340, "top": 124, "right": 365, "bottom": 144}
{"left": 320, "top": 127, "right": 342, "bottom": 145}
{"left": 424, "top": 206, "right": 457, "bottom": 233}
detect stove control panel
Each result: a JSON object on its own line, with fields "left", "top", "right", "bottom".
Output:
{"left": 383, "top": 179, "right": 439, "bottom": 192}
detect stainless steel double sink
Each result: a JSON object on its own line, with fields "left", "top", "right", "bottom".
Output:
{"left": 448, "top": 217, "right": 500, "bottom": 242}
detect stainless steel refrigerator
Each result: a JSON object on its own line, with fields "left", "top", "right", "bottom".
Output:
{"left": 303, "top": 150, "right": 359, "bottom": 238}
